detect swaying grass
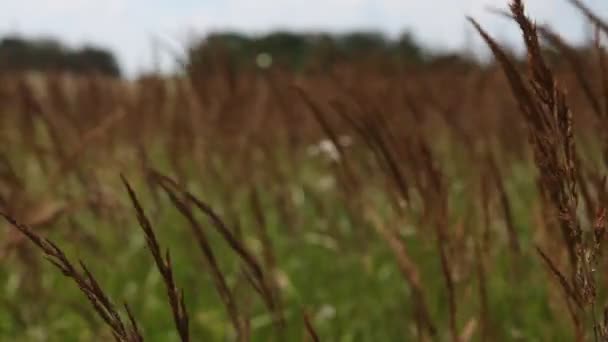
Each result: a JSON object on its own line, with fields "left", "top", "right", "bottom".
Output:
{"left": 3, "top": 0, "right": 608, "bottom": 340}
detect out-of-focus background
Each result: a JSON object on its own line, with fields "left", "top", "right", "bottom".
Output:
{"left": 1, "top": 0, "right": 606, "bottom": 76}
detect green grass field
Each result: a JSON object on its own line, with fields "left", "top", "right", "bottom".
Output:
{"left": 2, "top": 1, "right": 608, "bottom": 340}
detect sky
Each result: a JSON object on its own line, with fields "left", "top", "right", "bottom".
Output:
{"left": 1, "top": 0, "right": 607, "bottom": 76}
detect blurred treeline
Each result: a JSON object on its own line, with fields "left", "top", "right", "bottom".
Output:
{"left": 0, "top": 31, "right": 483, "bottom": 78}
{"left": 0, "top": 36, "right": 121, "bottom": 77}
{"left": 3, "top": 30, "right": 594, "bottom": 78}
{"left": 187, "top": 31, "right": 479, "bottom": 71}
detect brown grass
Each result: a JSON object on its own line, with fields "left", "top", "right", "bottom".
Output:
{"left": 4, "top": 0, "right": 608, "bottom": 340}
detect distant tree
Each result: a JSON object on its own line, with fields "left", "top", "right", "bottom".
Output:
{"left": 393, "top": 32, "right": 424, "bottom": 63}
{"left": 254, "top": 31, "right": 311, "bottom": 67}
{"left": 69, "top": 46, "right": 121, "bottom": 76}
{"left": 0, "top": 37, "right": 65, "bottom": 70}
{"left": 186, "top": 30, "right": 432, "bottom": 71}
{"left": 306, "top": 33, "right": 341, "bottom": 69}
{"left": 337, "top": 31, "right": 387, "bottom": 55}
{"left": 0, "top": 36, "right": 121, "bottom": 77}
{"left": 192, "top": 31, "right": 314, "bottom": 69}
{"left": 206, "top": 32, "right": 250, "bottom": 52}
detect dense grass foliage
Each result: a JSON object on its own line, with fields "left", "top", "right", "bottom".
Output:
{"left": 2, "top": 1, "right": 608, "bottom": 340}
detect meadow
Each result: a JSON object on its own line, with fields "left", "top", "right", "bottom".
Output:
{"left": 2, "top": 0, "right": 608, "bottom": 340}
